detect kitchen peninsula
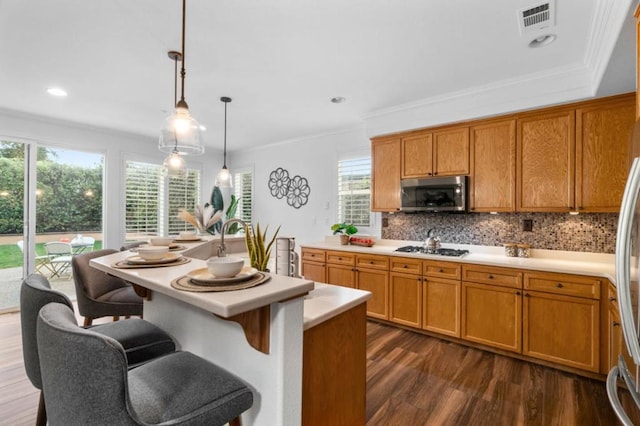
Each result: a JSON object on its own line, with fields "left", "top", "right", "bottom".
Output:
{"left": 90, "top": 237, "right": 371, "bottom": 426}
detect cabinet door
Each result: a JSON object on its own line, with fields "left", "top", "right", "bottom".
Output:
{"left": 423, "top": 277, "right": 460, "bottom": 337}
{"left": 389, "top": 272, "right": 422, "bottom": 328}
{"left": 609, "top": 301, "right": 637, "bottom": 377}
{"left": 402, "top": 134, "right": 433, "bottom": 178}
{"left": 517, "top": 110, "right": 575, "bottom": 212}
{"left": 576, "top": 96, "right": 635, "bottom": 212}
{"left": 461, "top": 281, "right": 522, "bottom": 353}
{"left": 469, "top": 119, "right": 516, "bottom": 212}
{"left": 302, "top": 261, "right": 326, "bottom": 283}
{"left": 326, "top": 264, "right": 355, "bottom": 288}
{"left": 523, "top": 290, "right": 599, "bottom": 372}
{"left": 433, "top": 127, "right": 470, "bottom": 176}
{"left": 371, "top": 138, "right": 401, "bottom": 212}
{"left": 356, "top": 268, "right": 389, "bottom": 320}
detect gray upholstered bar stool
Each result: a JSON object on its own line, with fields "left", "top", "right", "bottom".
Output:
{"left": 20, "top": 274, "right": 176, "bottom": 426}
{"left": 37, "top": 302, "right": 253, "bottom": 426}
{"left": 72, "top": 249, "right": 144, "bottom": 326}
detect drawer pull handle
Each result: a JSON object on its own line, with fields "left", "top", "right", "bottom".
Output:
{"left": 516, "top": 291, "right": 521, "bottom": 295}
{"left": 556, "top": 283, "right": 564, "bottom": 288}
{"left": 338, "top": 257, "right": 342, "bottom": 260}
{"left": 613, "top": 321, "right": 620, "bottom": 327}
{"left": 524, "top": 293, "right": 530, "bottom": 297}
{"left": 370, "top": 261, "right": 374, "bottom": 264}
{"left": 403, "top": 265, "right": 408, "bottom": 268}
{"left": 488, "top": 275, "right": 494, "bottom": 279}
{"left": 439, "top": 269, "right": 444, "bottom": 273}
{"left": 609, "top": 297, "right": 616, "bottom": 302}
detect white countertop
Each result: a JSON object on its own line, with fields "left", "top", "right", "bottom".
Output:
{"left": 302, "top": 237, "right": 616, "bottom": 283}
{"left": 303, "top": 283, "right": 371, "bottom": 330}
{"left": 90, "top": 245, "right": 314, "bottom": 318}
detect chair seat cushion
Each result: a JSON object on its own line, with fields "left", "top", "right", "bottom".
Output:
{"left": 91, "top": 319, "right": 176, "bottom": 367}
{"left": 96, "top": 286, "right": 142, "bottom": 304}
{"left": 128, "top": 351, "right": 253, "bottom": 425}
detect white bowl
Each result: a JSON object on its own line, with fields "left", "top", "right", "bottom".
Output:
{"left": 179, "top": 231, "right": 197, "bottom": 240}
{"left": 149, "top": 237, "right": 173, "bottom": 246}
{"left": 206, "top": 257, "right": 245, "bottom": 278}
{"left": 137, "top": 246, "right": 169, "bottom": 261}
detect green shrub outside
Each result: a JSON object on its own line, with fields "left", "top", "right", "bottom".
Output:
{"left": 0, "top": 241, "right": 103, "bottom": 269}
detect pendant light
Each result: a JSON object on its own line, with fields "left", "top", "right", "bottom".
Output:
{"left": 215, "top": 96, "right": 233, "bottom": 188}
{"left": 158, "top": 0, "right": 204, "bottom": 156}
{"left": 162, "top": 51, "right": 186, "bottom": 176}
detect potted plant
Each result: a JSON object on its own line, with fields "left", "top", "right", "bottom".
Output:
{"left": 331, "top": 223, "right": 358, "bottom": 245}
{"left": 244, "top": 223, "right": 280, "bottom": 271}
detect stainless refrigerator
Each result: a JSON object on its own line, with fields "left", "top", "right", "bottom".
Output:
{"left": 608, "top": 156, "right": 640, "bottom": 424}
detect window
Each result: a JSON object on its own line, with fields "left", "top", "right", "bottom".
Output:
{"left": 125, "top": 161, "right": 200, "bottom": 239}
{"left": 337, "top": 157, "right": 371, "bottom": 227}
{"left": 233, "top": 169, "right": 253, "bottom": 223}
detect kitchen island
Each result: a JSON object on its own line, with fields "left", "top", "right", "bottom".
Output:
{"left": 90, "top": 238, "right": 371, "bottom": 426}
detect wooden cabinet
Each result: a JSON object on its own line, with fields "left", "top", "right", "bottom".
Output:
{"left": 355, "top": 254, "right": 389, "bottom": 320}
{"left": 522, "top": 272, "right": 601, "bottom": 372}
{"left": 461, "top": 265, "right": 523, "bottom": 352}
{"left": 326, "top": 264, "right": 355, "bottom": 288}
{"left": 517, "top": 108, "right": 575, "bottom": 212}
{"left": 301, "top": 248, "right": 326, "bottom": 283}
{"left": 390, "top": 271, "right": 422, "bottom": 328}
{"left": 371, "top": 138, "right": 401, "bottom": 212}
{"left": 576, "top": 96, "right": 635, "bottom": 212}
{"left": 469, "top": 119, "right": 516, "bottom": 212}
{"left": 402, "top": 133, "right": 433, "bottom": 178}
{"left": 433, "top": 126, "right": 470, "bottom": 176}
{"left": 423, "top": 277, "right": 460, "bottom": 338}
{"left": 605, "top": 283, "right": 636, "bottom": 377}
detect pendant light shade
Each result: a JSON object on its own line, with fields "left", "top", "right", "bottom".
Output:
{"left": 162, "top": 150, "right": 186, "bottom": 176}
{"left": 158, "top": 0, "right": 204, "bottom": 156}
{"left": 215, "top": 96, "right": 233, "bottom": 188}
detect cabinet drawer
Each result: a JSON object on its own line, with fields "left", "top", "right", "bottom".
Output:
{"left": 462, "top": 265, "right": 522, "bottom": 289}
{"left": 302, "top": 248, "right": 326, "bottom": 262}
{"left": 356, "top": 254, "right": 389, "bottom": 270}
{"left": 390, "top": 257, "right": 422, "bottom": 275}
{"left": 326, "top": 250, "right": 356, "bottom": 266}
{"left": 524, "top": 272, "right": 600, "bottom": 299}
{"left": 423, "top": 260, "right": 461, "bottom": 280}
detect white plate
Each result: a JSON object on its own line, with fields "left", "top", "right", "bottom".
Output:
{"left": 187, "top": 266, "right": 258, "bottom": 284}
{"left": 127, "top": 253, "right": 183, "bottom": 265}
{"left": 173, "top": 237, "right": 203, "bottom": 242}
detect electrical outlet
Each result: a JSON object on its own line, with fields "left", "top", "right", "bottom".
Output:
{"left": 382, "top": 217, "right": 389, "bottom": 228}
{"left": 522, "top": 219, "right": 533, "bottom": 232}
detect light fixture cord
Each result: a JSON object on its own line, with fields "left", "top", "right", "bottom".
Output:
{"left": 223, "top": 100, "right": 228, "bottom": 167}
{"left": 179, "top": 0, "right": 186, "bottom": 105}
{"left": 173, "top": 54, "right": 179, "bottom": 151}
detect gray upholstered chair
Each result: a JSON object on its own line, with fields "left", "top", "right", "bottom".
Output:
{"left": 72, "top": 249, "right": 144, "bottom": 326}
{"left": 37, "top": 302, "right": 253, "bottom": 426}
{"left": 20, "top": 274, "right": 176, "bottom": 426}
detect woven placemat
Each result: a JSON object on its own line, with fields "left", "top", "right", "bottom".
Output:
{"left": 112, "top": 257, "right": 191, "bottom": 269}
{"left": 171, "top": 272, "right": 271, "bottom": 292}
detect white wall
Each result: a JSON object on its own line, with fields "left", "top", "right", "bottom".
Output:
{"left": 0, "top": 109, "right": 222, "bottom": 249}
{"left": 228, "top": 125, "right": 372, "bottom": 246}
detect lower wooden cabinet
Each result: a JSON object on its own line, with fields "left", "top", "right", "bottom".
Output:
{"left": 461, "top": 281, "right": 522, "bottom": 353}
{"left": 327, "top": 264, "right": 356, "bottom": 288}
{"left": 423, "top": 277, "right": 460, "bottom": 337}
{"left": 389, "top": 272, "right": 422, "bottom": 328}
{"left": 523, "top": 290, "right": 600, "bottom": 372}
{"left": 357, "top": 268, "right": 389, "bottom": 320}
{"left": 301, "top": 260, "right": 326, "bottom": 283}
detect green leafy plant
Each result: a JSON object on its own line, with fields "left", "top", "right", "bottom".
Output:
{"left": 331, "top": 223, "right": 358, "bottom": 236}
{"left": 224, "top": 195, "right": 241, "bottom": 234}
{"left": 208, "top": 186, "right": 224, "bottom": 234}
{"left": 244, "top": 223, "right": 281, "bottom": 272}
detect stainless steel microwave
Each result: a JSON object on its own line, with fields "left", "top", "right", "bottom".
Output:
{"left": 400, "top": 175, "right": 468, "bottom": 212}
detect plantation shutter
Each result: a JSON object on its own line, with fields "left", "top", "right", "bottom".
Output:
{"left": 233, "top": 169, "right": 253, "bottom": 223}
{"left": 167, "top": 170, "right": 201, "bottom": 235}
{"left": 337, "top": 157, "right": 371, "bottom": 227}
{"left": 125, "top": 161, "right": 161, "bottom": 239}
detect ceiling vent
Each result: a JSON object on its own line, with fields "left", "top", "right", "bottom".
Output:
{"left": 518, "top": 0, "right": 555, "bottom": 35}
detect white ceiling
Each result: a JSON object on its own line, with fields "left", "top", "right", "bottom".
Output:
{"left": 0, "top": 0, "right": 636, "bottom": 152}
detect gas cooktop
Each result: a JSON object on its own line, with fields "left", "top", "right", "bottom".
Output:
{"left": 394, "top": 246, "right": 470, "bottom": 257}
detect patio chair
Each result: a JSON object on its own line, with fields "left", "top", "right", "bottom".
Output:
{"left": 44, "top": 242, "right": 73, "bottom": 278}
{"left": 16, "top": 240, "right": 54, "bottom": 276}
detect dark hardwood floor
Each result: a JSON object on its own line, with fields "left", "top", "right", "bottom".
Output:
{"left": 1, "top": 310, "right": 637, "bottom": 425}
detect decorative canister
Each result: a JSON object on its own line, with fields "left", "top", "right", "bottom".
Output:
{"left": 504, "top": 243, "right": 517, "bottom": 257}
{"left": 517, "top": 244, "right": 531, "bottom": 258}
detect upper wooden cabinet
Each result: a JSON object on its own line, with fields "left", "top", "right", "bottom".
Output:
{"left": 402, "top": 134, "right": 433, "bottom": 178}
{"left": 469, "top": 119, "right": 516, "bottom": 212}
{"left": 575, "top": 97, "right": 635, "bottom": 212}
{"left": 371, "top": 138, "right": 401, "bottom": 212}
{"left": 517, "top": 108, "right": 575, "bottom": 212}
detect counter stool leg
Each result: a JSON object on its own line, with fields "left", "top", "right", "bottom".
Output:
{"left": 229, "top": 417, "right": 242, "bottom": 426}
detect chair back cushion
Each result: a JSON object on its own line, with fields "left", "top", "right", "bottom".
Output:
{"left": 37, "top": 303, "right": 137, "bottom": 425}
{"left": 44, "top": 241, "right": 72, "bottom": 256}
{"left": 72, "top": 249, "right": 129, "bottom": 299}
{"left": 20, "top": 274, "right": 74, "bottom": 389}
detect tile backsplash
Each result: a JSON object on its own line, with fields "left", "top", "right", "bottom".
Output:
{"left": 381, "top": 212, "right": 618, "bottom": 254}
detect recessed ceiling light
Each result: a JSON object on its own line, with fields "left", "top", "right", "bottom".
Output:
{"left": 46, "top": 87, "right": 68, "bottom": 97}
{"left": 331, "top": 97, "right": 346, "bottom": 104}
{"left": 528, "top": 34, "right": 556, "bottom": 48}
